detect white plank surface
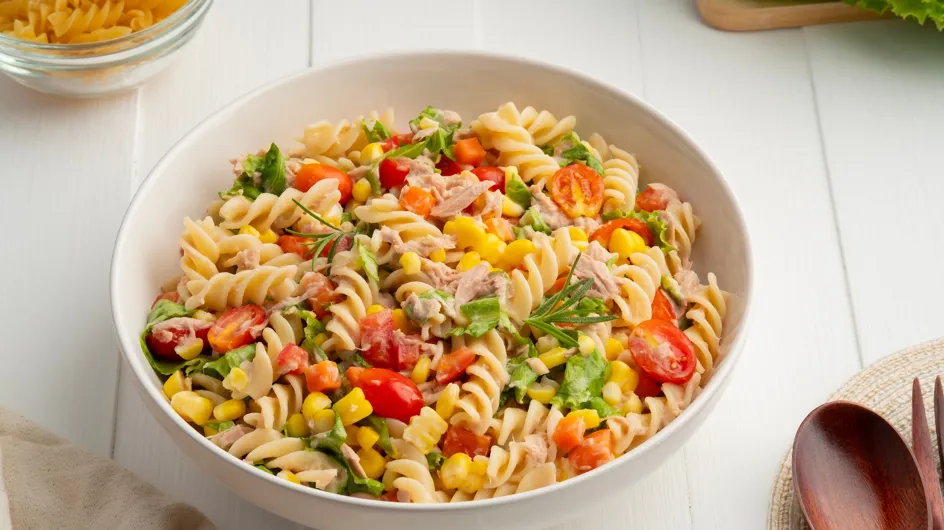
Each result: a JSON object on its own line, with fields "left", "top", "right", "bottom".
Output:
{"left": 111, "top": 3, "right": 310, "bottom": 529}
{"left": 804, "top": 19, "right": 944, "bottom": 365}
{"left": 3, "top": 1, "right": 942, "bottom": 529}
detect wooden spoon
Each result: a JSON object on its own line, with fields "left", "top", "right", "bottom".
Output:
{"left": 793, "top": 401, "right": 930, "bottom": 530}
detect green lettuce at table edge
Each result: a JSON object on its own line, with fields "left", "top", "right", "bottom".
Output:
{"left": 843, "top": 0, "right": 944, "bottom": 30}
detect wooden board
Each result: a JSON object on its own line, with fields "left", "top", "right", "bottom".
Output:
{"left": 696, "top": 0, "right": 889, "bottom": 31}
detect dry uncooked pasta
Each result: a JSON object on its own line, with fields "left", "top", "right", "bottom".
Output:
{"left": 0, "top": 0, "right": 187, "bottom": 44}
{"left": 141, "top": 103, "right": 729, "bottom": 503}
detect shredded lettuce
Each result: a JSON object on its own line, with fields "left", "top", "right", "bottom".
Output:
{"left": 549, "top": 349, "right": 611, "bottom": 411}
{"left": 448, "top": 296, "right": 513, "bottom": 338}
{"left": 354, "top": 239, "right": 379, "bottom": 283}
{"left": 298, "top": 309, "right": 327, "bottom": 362}
{"left": 426, "top": 451, "right": 445, "bottom": 470}
{"left": 506, "top": 356, "right": 539, "bottom": 404}
{"left": 560, "top": 142, "right": 605, "bottom": 177}
{"left": 588, "top": 396, "right": 620, "bottom": 419}
{"left": 361, "top": 416, "right": 394, "bottom": 457}
{"left": 383, "top": 141, "right": 428, "bottom": 160}
{"left": 520, "top": 208, "right": 552, "bottom": 235}
{"left": 259, "top": 143, "right": 287, "bottom": 195}
{"left": 207, "top": 420, "right": 235, "bottom": 433}
{"left": 218, "top": 143, "right": 285, "bottom": 200}
{"left": 504, "top": 167, "right": 532, "bottom": 208}
{"left": 139, "top": 300, "right": 198, "bottom": 376}
{"left": 409, "top": 106, "right": 446, "bottom": 128}
{"left": 362, "top": 119, "right": 391, "bottom": 143}
{"left": 843, "top": 0, "right": 944, "bottom": 29}
{"left": 309, "top": 411, "right": 347, "bottom": 455}
{"left": 418, "top": 289, "right": 454, "bottom": 302}
{"left": 202, "top": 344, "right": 256, "bottom": 379}
{"left": 308, "top": 413, "right": 384, "bottom": 496}
{"left": 601, "top": 209, "right": 675, "bottom": 253}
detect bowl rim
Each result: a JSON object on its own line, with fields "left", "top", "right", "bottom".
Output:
{"left": 110, "top": 49, "right": 755, "bottom": 512}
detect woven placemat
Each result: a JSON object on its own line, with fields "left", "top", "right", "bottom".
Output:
{"left": 769, "top": 337, "right": 944, "bottom": 529}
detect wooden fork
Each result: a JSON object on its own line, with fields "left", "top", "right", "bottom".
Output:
{"left": 912, "top": 376, "right": 944, "bottom": 530}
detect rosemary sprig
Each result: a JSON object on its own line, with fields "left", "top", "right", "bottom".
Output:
{"left": 287, "top": 199, "right": 354, "bottom": 266}
{"left": 523, "top": 253, "right": 616, "bottom": 349}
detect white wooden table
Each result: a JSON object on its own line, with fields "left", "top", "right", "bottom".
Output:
{"left": 2, "top": 1, "right": 942, "bottom": 528}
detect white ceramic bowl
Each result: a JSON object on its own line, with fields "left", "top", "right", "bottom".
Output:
{"left": 111, "top": 51, "right": 754, "bottom": 530}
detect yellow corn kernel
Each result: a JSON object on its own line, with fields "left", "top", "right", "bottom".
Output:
{"left": 203, "top": 424, "right": 220, "bottom": 436}
{"left": 313, "top": 333, "right": 328, "bottom": 348}
{"left": 278, "top": 470, "right": 302, "bottom": 484}
{"left": 536, "top": 335, "right": 559, "bottom": 354}
{"left": 223, "top": 367, "right": 249, "bottom": 393}
{"left": 460, "top": 470, "right": 487, "bottom": 494}
{"left": 443, "top": 220, "right": 457, "bottom": 235}
{"left": 436, "top": 383, "right": 460, "bottom": 420}
{"left": 171, "top": 391, "right": 213, "bottom": 426}
{"left": 367, "top": 304, "right": 386, "bottom": 315}
{"left": 622, "top": 393, "right": 643, "bottom": 415}
{"left": 358, "top": 448, "right": 387, "bottom": 480}
{"left": 192, "top": 310, "right": 216, "bottom": 323}
{"left": 334, "top": 388, "right": 373, "bottom": 425}
{"left": 567, "top": 226, "right": 589, "bottom": 242}
{"left": 501, "top": 195, "right": 525, "bottom": 217}
{"left": 259, "top": 229, "right": 278, "bottom": 244}
{"left": 477, "top": 234, "right": 506, "bottom": 265}
{"left": 527, "top": 382, "right": 558, "bottom": 404}
{"left": 418, "top": 116, "right": 439, "bottom": 130}
{"left": 441, "top": 453, "right": 472, "bottom": 490}
{"left": 538, "top": 347, "right": 568, "bottom": 370}
{"left": 309, "top": 409, "right": 337, "bottom": 434}
{"left": 284, "top": 412, "right": 309, "bottom": 438}
{"left": 352, "top": 178, "right": 373, "bottom": 203}
{"left": 302, "top": 392, "right": 332, "bottom": 421}
{"left": 453, "top": 217, "right": 488, "bottom": 249}
{"left": 607, "top": 360, "right": 639, "bottom": 392}
{"left": 361, "top": 142, "right": 385, "bottom": 164}
{"left": 497, "top": 239, "right": 535, "bottom": 270}
{"left": 577, "top": 334, "right": 596, "bottom": 356}
{"left": 411, "top": 356, "right": 431, "bottom": 384}
{"left": 162, "top": 370, "right": 190, "bottom": 399}
{"left": 609, "top": 228, "right": 647, "bottom": 260}
{"left": 430, "top": 248, "right": 446, "bottom": 262}
{"left": 174, "top": 338, "right": 204, "bottom": 361}
{"left": 604, "top": 338, "right": 624, "bottom": 361}
{"left": 399, "top": 251, "right": 421, "bottom": 276}
{"left": 567, "top": 409, "right": 601, "bottom": 430}
{"left": 457, "top": 251, "right": 482, "bottom": 272}
{"left": 239, "top": 225, "right": 261, "bottom": 238}
{"left": 357, "top": 426, "right": 380, "bottom": 449}
{"left": 391, "top": 309, "right": 409, "bottom": 331}
{"left": 573, "top": 240, "right": 589, "bottom": 252}
{"left": 602, "top": 382, "right": 622, "bottom": 406}
{"left": 213, "top": 399, "right": 246, "bottom": 422}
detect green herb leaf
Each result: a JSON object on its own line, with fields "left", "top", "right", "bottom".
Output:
{"left": 355, "top": 239, "right": 380, "bottom": 284}
{"left": 139, "top": 300, "right": 196, "bottom": 376}
{"left": 259, "top": 143, "right": 287, "bottom": 195}
{"left": 384, "top": 140, "right": 428, "bottom": 160}
{"left": 504, "top": 167, "right": 532, "bottom": 208}
{"left": 309, "top": 411, "right": 347, "bottom": 456}
{"left": 600, "top": 209, "right": 675, "bottom": 253}
{"left": 202, "top": 344, "right": 256, "bottom": 379}
{"left": 363, "top": 167, "right": 381, "bottom": 195}
{"left": 550, "top": 349, "right": 610, "bottom": 411}
{"left": 426, "top": 451, "right": 445, "bottom": 470}
{"left": 361, "top": 416, "right": 394, "bottom": 457}
{"left": 362, "top": 119, "right": 391, "bottom": 143}
{"left": 520, "top": 208, "right": 552, "bottom": 235}
{"left": 341, "top": 212, "right": 353, "bottom": 224}
{"left": 352, "top": 353, "right": 372, "bottom": 368}
{"left": 576, "top": 297, "right": 609, "bottom": 314}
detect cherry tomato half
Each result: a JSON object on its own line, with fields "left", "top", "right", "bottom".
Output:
{"left": 628, "top": 319, "right": 696, "bottom": 384}
{"left": 589, "top": 218, "right": 654, "bottom": 247}
{"left": 434, "top": 346, "right": 477, "bottom": 384}
{"left": 294, "top": 164, "right": 353, "bottom": 204}
{"left": 548, "top": 164, "right": 604, "bottom": 218}
{"left": 650, "top": 289, "right": 678, "bottom": 324}
{"left": 345, "top": 367, "right": 423, "bottom": 423}
{"left": 471, "top": 166, "right": 505, "bottom": 192}
{"left": 381, "top": 133, "right": 414, "bottom": 153}
{"left": 359, "top": 309, "right": 422, "bottom": 370}
{"left": 379, "top": 157, "right": 411, "bottom": 189}
{"left": 634, "top": 372, "right": 663, "bottom": 399}
{"left": 442, "top": 426, "right": 493, "bottom": 458}
{"left": 454, "top": 137, "right": 486, "bottom": 166}
{"left": 146, "top": 317, "right": 211, "bottom": 361}
{"left": 151, "top": 291, "right": 179, "bottom": 308}
{"left": 277, "top": 344, "right": 310, "bottom": 375}
{"left": 636, "top": 187, "right": 669, "bottom": 212}
{"left": 437, "top": 157, "right": 463, "bottom": 176}
{"left": 207, "top": 304, "right": 266, "bottom": 353}
{"left": 568, "top": 429, "right": 614, "bottom": 474}
{"left": 399, "top": 187, "right": 435, "bottom": 218}
{"left": 300, "top": 272, "right": 340, "bottom": 318}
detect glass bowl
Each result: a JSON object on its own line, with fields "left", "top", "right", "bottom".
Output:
{"left": 0, "top": 0, "right": 213, "bottom": 98}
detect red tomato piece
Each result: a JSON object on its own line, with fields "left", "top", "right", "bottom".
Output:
{"left": 636, "top": 187, "right": 669, "bottom": 212}
{"left": 151, "top": 291, "right": 179, "bottom": 308}
{"left": 381, "top": 133, "right": 414, "bottom": 153}
{"left": 277, "top": 235, "right": 309, "bottom": 257}
{"left": 393, "top": 333, "right": 422, "bottom": 371}
{"left": 589, "top": 218, "right": 655, "bottom": 247}
{"left": 347, "top": 367, "right": 423, "bottom": 423}
{"left": 277, "top": 344, "right": 310, "bottom": 375}
{"left": 548, "top": 164, "right": 604, "bottom": 218}
{"left": 568, "top": 429, "right": 614, "bottom": 474}
{"left": 434, "top": 346, "right": 477, "bottom": 384}
{"left": 294, "top": 164, "right": 353, "bottom": 204}
{"left": 399, "top": 187, "right": 435, "bottom": 218}
{"left": 650, "top": 289, "right": 678, "bottom": 324}
{"left": 472, "top": 166, "right": 505, "bottom": 192}
{"left": 207, "top": 304, "right": 266, "bottom": 353}
{"left": 146, "top": 318, "right": 211, "bottom": 361}
{"left": 442, "top": 426, "right": 493, "bottom": 458}
{"left": 454, "top": 137, "right": 486, "bottom": 166}
{"left": 634, "top": 372, "right": 663, "bottom": 399}
{"left": 628, "top": 319, "right": 696, "bottom": 384}
{"left": 305, "top": 360, "right": 341, "bottom": 393}
{"left": 379, "top": 157, "right": 411, "bottom": 189}
{"left": 300, "top": 272, "right": 340, "bottom": 318}
{"left": 552, "top": 415, "right": 586, "bottom": 453}
{"left": 360, "top": 310, "right": 396, "bottom": 369}
{"left": 437, "top": 157, "right": 463, "bottom": 176}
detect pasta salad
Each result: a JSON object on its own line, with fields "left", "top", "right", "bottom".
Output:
{"left": 141, "top": 102, "right": 729, "bottom": 503}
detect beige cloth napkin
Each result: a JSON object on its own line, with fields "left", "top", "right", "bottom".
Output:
{"left": 0, "top": 406, "right": 215, "bottom": 530}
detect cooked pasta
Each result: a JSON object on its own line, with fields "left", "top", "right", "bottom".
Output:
{"left": 0, "top": 0, "right": 186, "bottom": 43}
{"left": 141, "top": 103, "right": 730, "bottom": 503}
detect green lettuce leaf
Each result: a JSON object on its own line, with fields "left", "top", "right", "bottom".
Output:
{"left": 550, "top": 349, "right": 611, "bottom": 411}
{"left": 448, "top": 296, "right": 510, "bottom": 338}
{"left": 588, "top": 397, "right": 620, "bottom": 419}
{"left": 506, "top": 356, "right": 539, "bottom": 404}
{"left": 352, "top": 353, "right": 372, "bottom": 368}
{"left": 418, "top": 289, "right": 454, "bottom": 302}
{"left": 202, "top": 344, "right": 256, "bottom": 379}
{"left": 219, "top": 173, "right": 262, "bottom": 201}
{"left": 560, "top": 142, "right": 605, "bottom": 177}
{"left": 310, "top": 411, "right": 347, "bottom": 456}
{"left": 843, "top": 0, "right": 944, "bottom": 30}
{"left": 355, "top": 239, "right": 379, "bottom": 284}
{"left": 298, "top": 309, "right": 327, "bottom": 362}
{"left": 254, "top": 464, "right": 274, "bottom": 475}
{"left": 576, "top": 297, "right": 609, "bottom": 314}
{"left": 504, "top": 167, "right": 532, "bottom": 208}
{"left": 409, "top": 106, "right": 445, "bottom": 128}
{"left": 361, "top": 416, "right": 394, "bottom": 457}
{"left": 384, "top": 140, "right": 428, "bottom": 160}
{"left": 426, "top": 451, "right": 445, "bottom": 470}
{"left": 661, "top": 275, "right": 685, "bottom": 305}
{"left": 139, "top": 300, "right": 196, "bottom": 376}
{"left": 259, "top": 143, "right": 287, "bottom": 195}
{"left": 206, "top": 420, "right": 235, "bottom": 433}
{"left": 362, "top": 119, "right": 391, "bottom": 143}
{"left": 601, "top": 209, "right": 675, "bottom": 253}
{"left": 520, "top": 208, "right": 552, "bottom": 235}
